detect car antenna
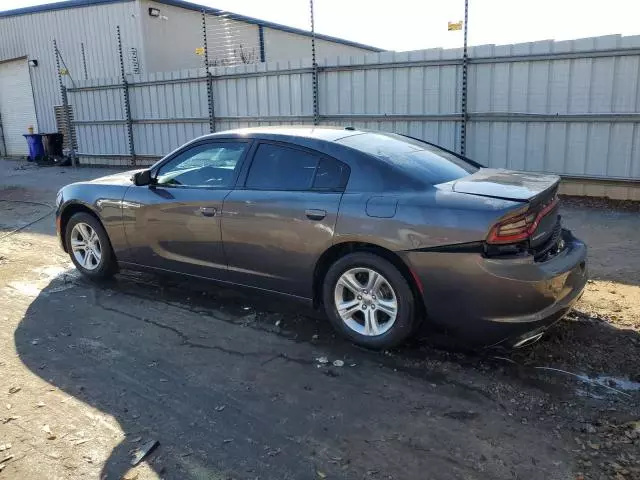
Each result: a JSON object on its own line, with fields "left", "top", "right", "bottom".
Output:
{"left": 344, "top": 126, "right": 356, "bottom": 131}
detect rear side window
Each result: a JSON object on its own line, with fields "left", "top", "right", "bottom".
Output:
{"left": 313, "top": 158, "right": 347, "bottom": 190}
{"left": 246, "top": 144, "right": 316, "bottom": 190}
{"left": 245, "top": 143, "right": 347, "bottom": 191}
{"left": 338, "top": 133, "right": 479, "bottom": 185}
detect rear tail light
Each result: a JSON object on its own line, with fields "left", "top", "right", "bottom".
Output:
{"left": 487, "top": 197, "right": 558, "bottom": 245}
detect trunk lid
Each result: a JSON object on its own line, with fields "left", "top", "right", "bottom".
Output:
{"left": 453, "top": 168, "right": 562, "bottom": 257}
{"left": 452, "top": 168, "right": 560, "bottom": 203}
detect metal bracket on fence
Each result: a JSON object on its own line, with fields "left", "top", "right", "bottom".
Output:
{"left": 117, "top": 26, "right": 136, "bottom": 166}
{"left": 310, "top": 0, "right": 320, "bottom": 126}
{"left": 202, "top": 10, "right": 216, "bottom": 133}
{"left": 54, "top": 39, "right": 77, "bottom": 167}
{"left": 460, "top": 0, "right": 469, "bottom": 156}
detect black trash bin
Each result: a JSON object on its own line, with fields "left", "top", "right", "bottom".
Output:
{"left": 42, "top": 133, "right": 64, "bottom": 157}
{"left": 41, "top": 133, "right": 71, "bottom": 166}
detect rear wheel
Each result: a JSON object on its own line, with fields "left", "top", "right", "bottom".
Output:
{"left": 323, "top": 252, "right": 416, "bottom": 349}
{"left": 65, "top": 212, "right": 117, "bottom": 279}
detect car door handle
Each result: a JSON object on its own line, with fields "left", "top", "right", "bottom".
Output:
{"left": 305, "top": 209, "right": 326, "bottom": 220}
{"left": 199, "top": 206, "right": 217, "bottom": 217}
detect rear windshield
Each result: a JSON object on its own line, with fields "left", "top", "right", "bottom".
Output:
{"left": 338, "top": 133, "right": 479, "bottom": 185}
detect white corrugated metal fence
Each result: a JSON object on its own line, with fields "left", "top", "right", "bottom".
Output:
{"left": 66, "top": 34, "right": 640, "bottom": 183}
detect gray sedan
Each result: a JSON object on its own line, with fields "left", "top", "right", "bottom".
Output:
{"left": 55, "top": 127, "right": 588, "bottom": 349}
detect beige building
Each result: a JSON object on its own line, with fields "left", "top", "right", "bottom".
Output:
{"left": 0, "top": 0, "right": 382, "bottom": 156}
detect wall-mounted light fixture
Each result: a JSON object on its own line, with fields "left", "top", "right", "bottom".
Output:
{"left": 148, "top": 7, "right": 160, "bottom": 17}
{"left": 28, "top": 59, "right": 38, "bottom": 67}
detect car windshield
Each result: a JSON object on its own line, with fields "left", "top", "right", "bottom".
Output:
{"left": 338, "top": 132, "right": 479, "bottom": 185}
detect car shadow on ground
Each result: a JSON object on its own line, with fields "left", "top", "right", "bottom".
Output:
{"left": 13, "top": 268, "right": 640, "bottom": 479}
{"left": 13, "top": 273, "right": 344, "bottom": 479}
{"left": 12, "top": 271, "right": 483, "bottom": 479}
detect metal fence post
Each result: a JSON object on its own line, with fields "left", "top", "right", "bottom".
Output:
{"left": 202, "top": 10, "right": 216, "bottom": 133}
{"left": 54, "top": 39, "right": 77, "bottom": 167}
{"left": 258, "top": 25, "right": 266, "bottom": 63}
{"left": 117, "top": 26, "right": 136, "bottom": 166}
{"left": 0, "top": 113, "right": 6, "bottom": 157}
{"left": 80, "top": 42, "right": 88, "bottom": 80}
{"left": 310, "top": 0, "right": 319, "bottom": 126}
{"left": 460, "top": 0, "right": 469, "bottom": 155}
{"left": 0, "top": 115, "right": 7, "bottom": 155}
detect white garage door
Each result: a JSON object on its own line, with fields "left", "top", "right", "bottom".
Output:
{"left": 0, "top": 59, "right": 38, "bottom": 156}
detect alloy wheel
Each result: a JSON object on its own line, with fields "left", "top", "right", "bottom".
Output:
{"left": 70, "top": 222, "right": 102, "bottom": 271}
{"left": 334, "top": 267, "right": 398, "bottom": 336}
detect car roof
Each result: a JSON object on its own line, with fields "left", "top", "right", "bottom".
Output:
{"left": 203, "top": 125, "right": 365, "bottom": 144}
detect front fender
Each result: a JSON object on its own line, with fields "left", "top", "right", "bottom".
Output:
{"left": 56, "top": 184, "right": 130, "bottom": 257}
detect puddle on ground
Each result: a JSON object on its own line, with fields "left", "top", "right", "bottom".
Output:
{"left": 554, "top": 370, "right": 640, "bottom": 398}
{"left": 585, "top": 375, "right": 640, "bottom": 392}
{"left": 500, "top": 362, "right": 640, "bottom": 399}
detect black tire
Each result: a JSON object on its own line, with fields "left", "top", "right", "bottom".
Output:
{"left": 322, "top": 252, "right": 416, "bottom": 349}
{"left": 65, "top": 212, "right": 117, "bottom": 279}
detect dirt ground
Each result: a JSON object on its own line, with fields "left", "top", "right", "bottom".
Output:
{"left": 0, "top": 160, "right": 639, "bottom": 480}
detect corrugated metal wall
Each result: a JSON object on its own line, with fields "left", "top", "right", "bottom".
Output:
{"left": 0, "top": 0, "right": 376, "bottom": 140}
{"left": 318, "top": 49, "right": 462, "bottom": 152}
{"left": 262, "top": 28, "right": 378, "bottom": 63}
{"left": 214, "top": 59, "right": 315, "bottom": 131}
{"left": 466, "top": 35, "right": 640, "bottom": 180}
{"left": 66, "top": 35, "right": 640, "bottom": 187}
{"left": 72, "top": 77, "right": 129, "bottom": 157}
{"left": 129, "top": 69, "right": 210, "bottom": 155}
{"left": 0, "top": 1, "right": 142, "bottom": 133}
{"left": 68, "top": 59, "right": 318, "bottom": 162}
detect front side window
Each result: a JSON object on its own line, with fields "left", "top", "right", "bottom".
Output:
{"left": 245, "top": 143, "right": 319, "bottom": 191}
{"left": 156, "top": 142, "right": 247, "bottom": 188}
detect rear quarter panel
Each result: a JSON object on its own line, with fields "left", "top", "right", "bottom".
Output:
{"left": 334, "top": 187, "right": 523, "bottom": 251}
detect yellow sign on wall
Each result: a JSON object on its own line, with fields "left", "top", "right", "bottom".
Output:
{"left": 195, "top": 47, "right": 205, "bottom": 56}
{"left": 448, "top": 21, "right": 463, "bottom": 31}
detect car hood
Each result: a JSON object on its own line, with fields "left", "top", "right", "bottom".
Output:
{"left": 88, "top": 169, "right": 144, "bottom": 186}
{"left": 451, "top": 168, "right": 560, "bottom": 202}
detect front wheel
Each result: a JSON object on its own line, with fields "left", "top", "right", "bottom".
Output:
{"left": 322, "top": 252, "right": 416, "bottom": 349}
{"left": 65, "top": 212, "right": 117, "bottom": 279}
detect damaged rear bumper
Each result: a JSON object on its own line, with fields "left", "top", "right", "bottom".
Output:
{"left": 402, "top": 229, "right": 588, "bottom": 347}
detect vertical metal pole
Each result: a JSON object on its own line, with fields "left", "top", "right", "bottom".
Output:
{"left": 54, "top": 39, "right": 77, "bottom": 167}
{"left": 80, "top": 42, "right": 88, "bottom": 80}
{"left": 202, "top": 10, "right": 216, "bottom": 133}
{"left": 0, "top": 112, "right": 7, "bottom": 157}
{"left": 460, "top": 0, "right": 469, "bottom": 156}
{"left": 117, "top": 26, "right": 136, "bottom": 166}
{"left": 310, "top": 0, "right": 319, "bottom": 126}
{"left": 258, "top": 24, "right": 266, "bottom": 63}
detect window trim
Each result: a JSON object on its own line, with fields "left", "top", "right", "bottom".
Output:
{"left": 239, "top": 140, "right": 350, "bottom": 193}
{"left": 149, "top": 138, "right": 253, "bottom": 190}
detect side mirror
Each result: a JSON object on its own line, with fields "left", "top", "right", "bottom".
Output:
{"left": 133, "top": 170, "right": 153, "bottom": 186}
